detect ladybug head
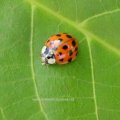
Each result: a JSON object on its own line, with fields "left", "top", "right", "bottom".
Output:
{"left": 41, "top": 46, "right": 56, "bottom": 65}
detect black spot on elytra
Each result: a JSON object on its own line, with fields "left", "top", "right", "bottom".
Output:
{"left": 75, "top": 47, "right": 78, "bottom": 51}
{"left": 59, "top": 58, "right": 64, "bottom": 61}
{"left": 63, "top": 45, "right": 68, "bottom": 49}
{"left": 68, "top": 58, "right": 72, "bottom": 62}
{"left": 56, "top": 34, "right": 61, "bottom": 37}
{"left": 59, "top": 52, "right": 62, "bottom": 55}
{"left": 69, "top": 50, "right": 73, "bottom": 56}
{"left": 72, "top": 40, "right": 76, "bottom": 46}
{"left": 47, "top": 39, "right": 50, "bottom": 43}
{"left": 66, "top": 34, "right": 72, "bottom": 38}
{"left": 76, "top": 52, "right": 78, "bottom": 56}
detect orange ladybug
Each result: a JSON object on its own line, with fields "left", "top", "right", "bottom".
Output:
{"left": 41, "top": 33, "right": 78, "bottom": 65}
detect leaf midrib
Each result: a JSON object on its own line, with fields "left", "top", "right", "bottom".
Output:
{"left": 28, "top": 0, "right": 120, "bottom": 56}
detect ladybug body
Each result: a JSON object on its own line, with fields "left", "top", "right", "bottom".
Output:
{"left": 41, "top": 33, "right": 78, "bottom": 65}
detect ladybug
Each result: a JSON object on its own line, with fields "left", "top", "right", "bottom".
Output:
{"left": 41, "top": 33, "right": 78, "bottom": 65}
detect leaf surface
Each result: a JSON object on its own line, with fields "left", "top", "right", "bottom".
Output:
{"left": 0, "top": 0, "right": 120, "bottom": 120}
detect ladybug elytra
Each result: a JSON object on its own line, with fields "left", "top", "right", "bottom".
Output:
{"left": 41, "top": 33, "right": 78, "bottom": 65}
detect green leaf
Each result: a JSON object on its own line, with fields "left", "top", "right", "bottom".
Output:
{"left": 0, "top": 0, "right": 120, "bottom": 120}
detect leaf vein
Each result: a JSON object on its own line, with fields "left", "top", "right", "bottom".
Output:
{"left": 86, "top": 36, "right": 99, "bottom": 120}
{"left": 27, "top": 0, "right": 120, "bottom": 56}
{"left": 30, "top": 5, "right": 48, "bottom": 120}
{"left": 98, "top": 107, "right": 120, "bottom": 113}
{"left": 0, "top": 107, "right": 7, "bottom": 120}
{"left": 80, "top": 8, "right": 120, "bottom": 25}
